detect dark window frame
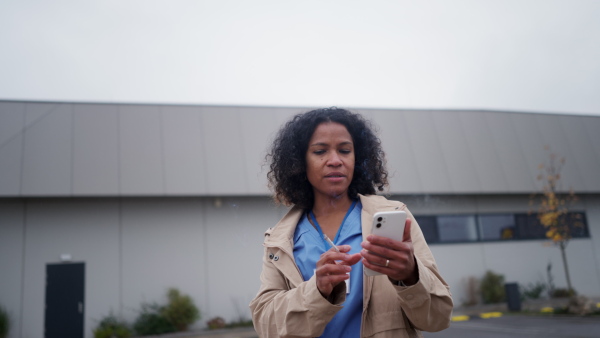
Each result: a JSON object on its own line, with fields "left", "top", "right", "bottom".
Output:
{"left": 414, "top": 211, "right": 590, "bottom": 245}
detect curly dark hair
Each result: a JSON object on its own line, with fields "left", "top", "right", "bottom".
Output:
{"left": 266, "top": 107, "right": 388, "bottom": 209}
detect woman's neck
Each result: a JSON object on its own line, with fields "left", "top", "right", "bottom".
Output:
{"left": 312, "top": 194, "right": 352, "bottom": 217}
{"left": 311, "top": 194, "right": 353, "bottom": 239}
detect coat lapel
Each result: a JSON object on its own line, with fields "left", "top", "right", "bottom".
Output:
{"left": 263, "top": 206, "right": 305, "bottom": 288}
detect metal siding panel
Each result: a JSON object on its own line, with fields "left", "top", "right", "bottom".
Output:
{"left": 72, "top": 104, "right": 120, "bottom": 195}
{"left": 458, "top": 111, "right": 509, "bottom": 192}
{"left": 120, "top": 198, "right": 208, "bottom": 322}
{"left": 238, "top": 107, "right": 282, "bottom": 194}
{"left": 274, "top": 107, "right": 301, "bottom": 126}
{"left": 21, "top": 103, "right": 72, "bottom": 195}
{"left": 431, "top": 111, "right": 482, "bottom": 193}
{"left": 581, "top": 116, "right": 600, "bottom": 190}
{"left": 200, "top": 106, "right": 247, "bottom": 194}
{"left": 0, "top": 134, "right": 22, "bottom": 195}
{"left": 204, "top": 196, "right": 283, "bottom": 322}
{"left": 24, "top": 199, "right": 121, "bottom": 337}
{"left": 558, "top": 116, "right": 600, "bottom": 192}
{"left": 370, "top": 109, "right": 423, "bottom": 194}
{"left": 161, "top": 105, "right": 207, "bottom": 194}
{"left": 403, "top": 194, "right": 478, "bottom": 215}
{"left": 0, "top": 103, "right": 25, "bottom": 195}
{"left": 24, "top": 102, "right": 57, "bottom": 125}
{"left": 0, "top": 102, "right": 25, "bottom": 145}
{"left": 535, "top": 115, "right": 585, "bottom": 192}
{"left": 581, "top": 116, "right": 600, "bottom": 161}
{"left": 119, "top": 105, "right": 164, "bottom": 195}
{"left": 403, "top": 111, "right": 453, "bottom": 193}
{"left": 508, "top": 114, "right": 548, "bottom": 190}
{"left": 484, "top": 113, "right": 537, "bottom": 192}
{"left": 0, "top": 200, "right": 25, "bottom": 338}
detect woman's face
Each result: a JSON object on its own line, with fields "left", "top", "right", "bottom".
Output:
{"left": 305, "top": 122, "right": 355, "bottom": 202}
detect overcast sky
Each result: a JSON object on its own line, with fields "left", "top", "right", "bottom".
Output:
{"left": 1, "top": 0, "right": 599, "bottom": 115}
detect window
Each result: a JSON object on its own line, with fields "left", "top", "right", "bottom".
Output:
{"left": 569, "top": 212, "right": 589, "bottom": 238}
{"left": 437, "top": 215, "right": 478, "bottom": 243}
{"left": 514, "top": 214, "right": 546, "bottom": 239}
{"left": 478, "top": 214, "right": 516, "bottom": 241}
{"left": 417, "top": 216, "right": 439, "bottom": 244}
{"left": 515, "top": 212, "right": 589, "bottom": 240}
{"left": 414, "top": 212, "right": 589, "bottom": 244}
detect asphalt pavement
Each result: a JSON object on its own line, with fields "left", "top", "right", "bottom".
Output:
{"left": 149, "top": 297, "right": 600, "bottom": 338}
{"left": 424, "top": 315, "right": 600, "bottom": 338}
{"left": 151, "top": 314, "right": 600, "bottom": 338}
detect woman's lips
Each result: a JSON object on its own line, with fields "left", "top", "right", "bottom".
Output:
{"left": 325, "top": 173, "right": 346, "bottom": 182}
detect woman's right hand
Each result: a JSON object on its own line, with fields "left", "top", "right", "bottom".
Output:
{"left": 315, "top": 245, "right": 361, "bottom": 299}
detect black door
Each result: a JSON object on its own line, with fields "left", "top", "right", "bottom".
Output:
{"left": 45, "top": 263, "right": 85, "bottom": 338}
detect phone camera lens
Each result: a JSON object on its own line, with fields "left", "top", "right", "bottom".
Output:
{"left": 376, "top": 223, "right": 381, "bottom": 228}
{"left": 377, "top": 217, "right": 383, "bottom": 222}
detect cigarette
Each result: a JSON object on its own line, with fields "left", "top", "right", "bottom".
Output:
{"left": 323, "top": 234, "right": 341, "bottom": 253}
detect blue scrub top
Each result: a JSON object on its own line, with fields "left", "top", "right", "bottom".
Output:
{"left": 293, "top": 202, "right": 363, "bottom": 338}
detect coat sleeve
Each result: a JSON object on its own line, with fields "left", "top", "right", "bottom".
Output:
{"left": 249, "top": 246, "right": 346, "bottom": 338}
{"left": 395, "top": 207, "right": 453, "bottom": 332}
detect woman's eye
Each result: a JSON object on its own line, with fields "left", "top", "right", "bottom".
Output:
{"left": 313, "top": 150, "right": 326, "bottom": 155}
{"left": 340, "top": 149, "right": 352, "bottom": 154}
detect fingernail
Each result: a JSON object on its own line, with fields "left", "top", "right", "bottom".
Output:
{"left": 345, "top": 266, "right": 351, "bottom": 272}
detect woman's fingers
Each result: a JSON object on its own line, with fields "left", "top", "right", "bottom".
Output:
{"left": 316, "top": 248, "right": 361, "bottom": 298}
{"left": 315, "top": 260, "right": 350, "bottom": 297}
{"left": 360, "top": 233, "right": 416, "bottom": 282}
{"left": 341, "top": 252, "right": 362, "bottom": 265}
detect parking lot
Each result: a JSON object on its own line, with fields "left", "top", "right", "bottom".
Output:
{"left": 162, "top": 314, "right": 600, "bottom": 338}
{"left": 424, "top": 315, "right": 600, "bottom": 338}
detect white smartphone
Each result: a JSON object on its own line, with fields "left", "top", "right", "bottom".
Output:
{"left": 364, "top": 210, "right": 407, "bottom": 276}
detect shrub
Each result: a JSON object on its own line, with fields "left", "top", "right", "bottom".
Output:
{"left": 462, "top": 276, "right": 479, "bottom": 306}
{"left": 206, "top": 316, "right": 226, "bottom": 330}
{"left": 521, "top": 281, "right": 547, "bottom": 300}
{"left": 552, "top": 287, "right": 577, "bottom": 298}
{"left": 93, "top": 313, "right": 132, "bottom": 338}
{"left": 134, "top": 302, "right": 176, "bottom": 335}
{"left": 226, "top": 318, "right": 254, "bottom": 328}
{"left": 162, "top": 288, "right": 200, "bottom": 331}
{"left": 0, "top": 306, "right": 9, "bottom": 338}
{"left": 480, "top": 270, "right": 505, "bottom": 304}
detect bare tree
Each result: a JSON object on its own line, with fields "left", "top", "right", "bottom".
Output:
{"left": 530, "top": 146, "right": 582, "bottom": 295}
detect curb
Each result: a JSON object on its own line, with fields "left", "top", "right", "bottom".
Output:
{"left": 452, "top": 303, "right": 600, "bottom": 321}
{"left": 451, "top": 311, "right": 502, "bottom": 322}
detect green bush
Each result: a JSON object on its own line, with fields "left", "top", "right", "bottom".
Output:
{"left": 162, "top": 288, "right": 200, "bottom": 331}
{"left": 134, "top": 302, "right": 176, "bottom": 335}
{"left": 521, "top": 281, "right": 547, "bottom": 300}
{"left": 226, "top": 318, "right": 254, "bottom": 329}
{"left": 206, "top": 316, "right": 226, "bottom": 330}
{"left": 480, "top": 270, "right": 505, "bottom": 304}
{"left": 93, "top": 313, "right": 132, "bottom": 338}
{"left": 0, "top": 305, "right": 9, "bottom": 338}
{"left": 552, "top": 287, "right": 577, "bottom": 298}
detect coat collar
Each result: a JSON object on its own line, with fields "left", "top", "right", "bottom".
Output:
{"left": 262, "top": 194, "right": 406, "bottom": 289}
{"left": 264, "top": 194, "right": 405, "bottom": 250}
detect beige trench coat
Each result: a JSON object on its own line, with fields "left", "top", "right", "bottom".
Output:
{"left": 249, "top": 194, "right": 453, "bottom": 338}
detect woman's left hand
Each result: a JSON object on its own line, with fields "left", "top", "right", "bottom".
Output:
{"left": 360, "top": 218, "right": 419, "bottom": 285}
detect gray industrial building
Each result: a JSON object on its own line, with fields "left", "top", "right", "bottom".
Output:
{"left": 1, "top": 100, "right": 599, "bottom": 338}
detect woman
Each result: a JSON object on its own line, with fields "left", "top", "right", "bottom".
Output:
{"left": 250, "top": 108, "right": 452, "bottom": 338}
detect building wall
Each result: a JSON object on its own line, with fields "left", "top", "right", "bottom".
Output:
{"left": 1, "top": 194, "right": 598, "bottom": 338}
{"left": 402, "top": 193, "right": 600, "bottom": 303}
{"left": 3, "top": 101, "right": 600, "bottom": 198}
{"left": 0, "top": 201, "right": 24, "bottom": 338}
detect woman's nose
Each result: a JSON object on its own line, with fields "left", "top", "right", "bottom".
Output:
{"left": 327, "top": 153, "right": 342, "bottom": 166}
